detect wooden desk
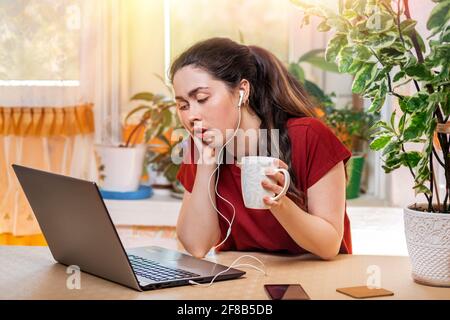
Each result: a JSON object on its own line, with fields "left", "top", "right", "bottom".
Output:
{"left": 1, "top": 246, "right": 449, "bottom": 300}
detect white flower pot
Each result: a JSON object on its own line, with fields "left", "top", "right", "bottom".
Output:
{"left": 94, "top": 144, "right": 146, "bottom": 192}
{"left": 404, "top": 205, "right": 450, "bottom": 287}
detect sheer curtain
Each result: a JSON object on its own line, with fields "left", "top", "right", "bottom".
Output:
{"left": 0, "top": 0, "right": 123, "bottom": 244}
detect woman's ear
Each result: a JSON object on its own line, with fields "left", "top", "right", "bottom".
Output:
{"left": 238, "top": 79, "right": 250, "bottom": 105}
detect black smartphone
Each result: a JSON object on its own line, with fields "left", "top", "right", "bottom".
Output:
{"left": 264, "top": 284, "right": 311, "bottom": 300}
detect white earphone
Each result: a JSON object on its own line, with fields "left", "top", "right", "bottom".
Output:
{"left": 238, "top": 89, "right": 245, "bottom": 108}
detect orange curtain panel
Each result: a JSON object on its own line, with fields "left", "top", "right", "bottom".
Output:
{"left": 0, "top": 104, "right": 96, "bottom": 246}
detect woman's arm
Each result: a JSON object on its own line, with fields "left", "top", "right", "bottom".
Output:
{"left": 177, "top": 163, "right": 222, "bottom": 258}
{"left": 263, "top": 161, "right": 346, "bottom": 260}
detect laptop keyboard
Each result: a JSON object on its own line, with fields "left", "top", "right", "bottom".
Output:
{"left": 128, "top": 255, "right": 200, "bottom": 282}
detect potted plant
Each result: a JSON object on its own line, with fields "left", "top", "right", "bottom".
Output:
{"left": 292, "top": 0, "right": 450, "bottom": 286}
{"left": 124, "top": 78, "right": 187, "bottom": 197}
{"left": 322, "top": 104, "right": 378, "bottom": 199}
{"left": 95, "top": 116, "right": 147, "bottom": 193}
{"left": 94, "top": 142, "right": 146, "bottom": 193}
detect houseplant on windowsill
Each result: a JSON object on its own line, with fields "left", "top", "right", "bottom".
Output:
{"left": 288, "top": 50, "right": 378, "bottom": 199}
{"left": 94, "top": 118, "right": 147, "bottom": 193}
{"left": 322, "top": 104, "right": 378, "bottom": 199}
{"left": 292, "top": 0, "right": 450, "bottom": 286}
{"left": 124, "top": 84, "right": 187, "bottom": 197}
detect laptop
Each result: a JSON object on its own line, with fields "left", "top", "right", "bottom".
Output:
{"left": 12, "top": 164, "right": 245, "bottom": 291}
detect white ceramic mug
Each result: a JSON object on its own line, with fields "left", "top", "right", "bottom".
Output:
{"left": 240, "top": 156, "right": 291, "bottom": 209}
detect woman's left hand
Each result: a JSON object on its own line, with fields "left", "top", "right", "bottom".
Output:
{"left": 261, "top": 158, "right": 289, "bottom": 209}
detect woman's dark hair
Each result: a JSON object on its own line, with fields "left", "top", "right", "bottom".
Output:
{"left": 169, "top": 37, "right": 317, "bottom": 210}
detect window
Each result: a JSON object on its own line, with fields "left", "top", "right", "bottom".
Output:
{"left": 169, "top": 0, "right": 290, "bottom": 63}
{"left": 0, "top": 0, "right": 81, "bottom": 86}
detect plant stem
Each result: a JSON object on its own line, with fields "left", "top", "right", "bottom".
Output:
{"left": 429, "top": 151, "right": 434, "bottom": 212}
{"left": 386, "top": 73, "right": 405, "bottom": 100}
{"left": 432, "top": 166, "right": 442, "bottom": 212}
{"left": 396, "top": 0, "right": 406, "bottom": 46}
{"left": 432, "top": 146, "right": 446, "bottom": 168}
{"left": 403, "top": 0, "right": 425, "bottom": 63}
{"left": 125, "top": 119, "right": 146, "bottom": 148}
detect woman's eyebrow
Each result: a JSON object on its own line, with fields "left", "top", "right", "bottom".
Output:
{"left": 175, "top": 86, "right": 209, "bottom": 100}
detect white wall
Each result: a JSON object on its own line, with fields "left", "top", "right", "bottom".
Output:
{"left": 121, "top": 0, "right": 170, "bottom": 120}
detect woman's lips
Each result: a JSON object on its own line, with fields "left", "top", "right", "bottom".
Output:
{"left": 193, "top": 128, "right": 209, "bottom": 139}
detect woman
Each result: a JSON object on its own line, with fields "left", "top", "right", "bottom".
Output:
{"left": 171, "top": 37, "right": 352, "bottom": 260}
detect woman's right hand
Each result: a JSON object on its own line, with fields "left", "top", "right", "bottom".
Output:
{"left": 191, "top": 131, "right": 217, "bottom": 166}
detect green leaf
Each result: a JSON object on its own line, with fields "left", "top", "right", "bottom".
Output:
{"left": 368, "top": 80, "right": 387, "bottom": 113}
{"left": 401, "top": 93, "right": 429, "bottom": 113}
{"left": 403, "top": 111, "right": 428, "bottom": 140}
{"left": 398, "top": 114, "right": 406, "bottom": 133}
{"left": 403, "top": 52, "right": 418, "bottom": 69}
{"left": 404, "top": 64, "right": 433, "bottom": 80}
{"left": 347, "top": 60, "right": 364, "bottom": 74}
{"left": 383, "top": 152, "right": 403, "bottom": 171}
{"left": 429, "top": 91, "right": 448, "bottom": 104}
{"left": 325, "top": 35, "right": 348, "bottom": 63}
{"left": 161, "top": 109, "right": 173, "bottom": 128}
{"left": 370, "top": 135, "right": 391, "bottom": 150}
{"left": 393, "top": 71, "right": 405, "bottom": 82}
{"left": 342, "top": 9, "right": 357, "bottom": 20}
{"left": 298, "top": 49, "right": 325, "bottom": 63}
{"left": 352, "top": 0, "right": 367, "bottom": 15}
{"left": 401, "top": 151, "right": 422, "bottom": 168}
{"left": 298, "top": 49, "right": 340, "bottom": 73}
{"left": 427, "top": 0, "right": 450, "bottom": 30}
{"left": 366, "top": 12, "right": 394, "bottom": 33}
{"left": 400, "top": 19, "right": 417, "bottom": 33}
{"left": 382, "top": 140, "right": 401, "bottom": 156}
{"left": 337, "top": 47, "right": 354, "bottom": 73}
{"left": 348, "top": 28, "right": 367, "bottom": 43}
{"left": 390, "top": 110, "right": 397, "bottom": 132}
{"left": 318, "top": 20, "right": 331, "bottom": 32}
{"left": 303, "top": 80, "right": 331, "bottom": 105}
{"left": 288, "top": 63, "right": 305, "bottom": 83}
{"left": 353, "top": 45, "right": 373, "bottom": 60}
{"left": 130, "top": 92, "right": 164, "bottom": 103}
{"left": 413, "top": 184, "right": 431, "bottom": 196}
{"left": 327, "top": 17, "right": 350, "bottom": 32}
{"left": 367, "top": 32, "right": 397, "bottom": 49}
{"left": 371, "top": 120, "right": 393, "bottom": 133}
{"left": 352, "top": 63, "right": 377, "bottom": 94}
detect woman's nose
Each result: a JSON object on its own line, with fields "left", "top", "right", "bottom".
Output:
{"left": 187, "top": 105, "right": 203, "bottom": 124}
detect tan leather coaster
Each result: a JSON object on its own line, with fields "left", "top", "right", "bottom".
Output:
{"left": 336, "top": 286, "right": 394, "bottom": 299}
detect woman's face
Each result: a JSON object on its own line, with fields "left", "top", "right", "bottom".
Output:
{"left": 172, "top": 65, "right": 240, "bottom": 148}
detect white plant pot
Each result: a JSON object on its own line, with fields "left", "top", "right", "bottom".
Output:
{"left": 404, "top": 205, "right": 450, "bottom": 287}
{"left": 95, "top": 144, "right": 146, "bottom": 192}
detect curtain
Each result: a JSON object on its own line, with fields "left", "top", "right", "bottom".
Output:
{"left": 0, "top": 105, "right": 96, "bottom": 244}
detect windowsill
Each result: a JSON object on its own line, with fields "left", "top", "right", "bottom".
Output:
{"left": 105, "top": 190, "right": 182, "bottom": 227}
{"left": 105, "top": 192, "right": 394, "bottom": 227}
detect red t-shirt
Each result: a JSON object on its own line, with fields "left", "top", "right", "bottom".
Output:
{"left": 176, "top": 117, "right": 353, "bottom": 255}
